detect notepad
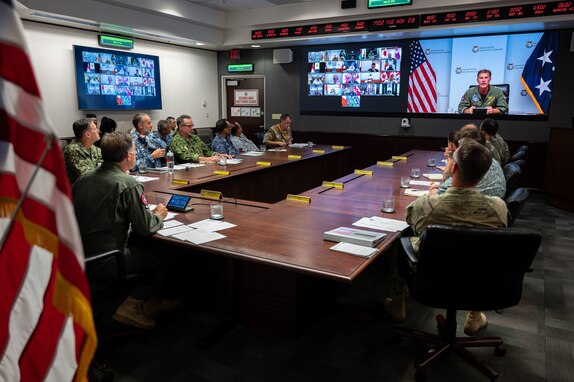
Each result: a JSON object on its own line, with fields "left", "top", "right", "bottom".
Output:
{"left": 330, "top": 242, "right": 378, "bottom": 258}
{"left": 404, "top": 189, "right": 429, "bottom": 197}
{"left": 324, "top": 227, "right": 386, "bottom": 247}
{"left": 423, "top": 173, "right": 444, "bottom": 181}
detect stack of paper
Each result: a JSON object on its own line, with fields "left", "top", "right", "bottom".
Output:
{"left": 324, "top": 227, "right": 386, "bottom": 247}
{"left": 240, "top": 151, "right": 265, "bottom": 156}
{"left": 353, "top": 217, "right": 409, "bottom": 232}
{"left": 155, "top": 218, "right": 236, "bottom": 245}
{"left": 423, "top": 173, "right": 444, "bottom": 181}
{"left": 330, "top": 242, "right": 378, "bottom": 258}
{"left": 132, "top": 175, "right": 159, "bottom": 183}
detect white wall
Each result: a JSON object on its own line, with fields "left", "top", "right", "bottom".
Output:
{"left": 22, "top": 20, "right": 219, "bottom": 137}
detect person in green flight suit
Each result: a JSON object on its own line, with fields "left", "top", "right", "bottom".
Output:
{"left": 458, "top": 69, "right": 508, "bottom": 115}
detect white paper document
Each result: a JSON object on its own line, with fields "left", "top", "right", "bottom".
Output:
{"left": 404, "top": 189, "right": 429, "bottom": 197}
{"left": 132, "top": 175, "right": 159, "bottom": 183}
{"left": 330, "top": 242, "right": 378, "bottom": 258}
{"left": 423, "top": 173, "right": 444, "bottom": 181}
{"left": 353, "top": 216, "right": 409, "bottom": 232}
{"left": 157, "top": 224, "right": 193, "bottom": 236}
{"left": 179, "top": 163, "right": 205, "bottom": 168}
{"left": 226, "top": 158, "right": 243, "bottom": 164}
{"left": 409, "top": 180, "right": 434, "bottom": 186}
{"left": 148, "top": 204, "right": 178, "bottom": 221}
{"left": 188, "top": 219, "right": 236, "bottom": 232}
{"left": 289, "top": 143, "right": 308, "bottom": 148}
{"left": 240, "top": 151, "right": 265, "bottom": 156}
{"left": 173, "top": 229, "right": 226, "bottom": 244}
{"left": 267, "top": 148, "right": 287, "bottom": 152}
{"left": 161, "top": 220, "right": 183, "bottom": 229}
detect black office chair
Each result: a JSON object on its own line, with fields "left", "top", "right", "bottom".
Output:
{"left": 255, "top": 131, "right": 265, "bottom": 145}
{"left": 510, "top": 159, "right": 526, "bottom": 170}
{"left": 505, "top": 188, "right": 530, "bottom": 227}
{"left": 195, "top": 128, "right": 214, "bottom": 145}
{"left": 469, "top": 84, "right": 510, "bottom": 104}
{"left": 392, "top": 225, "right": 541, "bottom": 382}
{"left": 503, "top": 162, "right": 522, "bottom": 196}
{"left": 86, "top": 250, "right": 142, "bottom": 382}
{"left": 509, "top": 146, "right": 528, "bottom": 162}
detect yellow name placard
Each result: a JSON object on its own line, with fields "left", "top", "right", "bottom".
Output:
{"left": 213, "top": 170, "right": 230, "bottom": 175}
{"left": 286, "top": 194, "right": 311, "bottom": 203}
{"left": 322, "top": 181, "right": 344, "bottom": 189}
{"left": 256, "top": 161, "right": 272, "bottom": 166}
{"left": 312, "top": 149, "right": 326, "bottom": 154}
{"left": 377, "top": 161, "right": 394, "bottom": 167}
{"left": 200, "top": 190, "right": 223, "bottom": 200}
{"left": 288, "top": 155, "right": 302, "bottom": 160}
{"left": 332, "top": 145, "right": 344, "bottom": 150}
{"left": 171, "top": 179, "right": 190, "bottom": 185}
{"left": 392, "top": 156, "right": 408, "bottom": 161}
{"left": 354, "top": 169, "right": 373, "bottom": 175}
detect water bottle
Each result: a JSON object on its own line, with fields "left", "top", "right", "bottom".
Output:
{"left": 166, "top": 150, "right": 174, "bottom": 174}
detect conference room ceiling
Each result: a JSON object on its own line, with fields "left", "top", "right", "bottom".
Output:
{"left": 16, "top": 0, "right": 574, "bottom": 51}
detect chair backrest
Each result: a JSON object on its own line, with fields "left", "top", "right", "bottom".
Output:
{"left": 505, "top": 187, "right": 530, "bottom": 227}
{"left": 510, "top": 149, "right": 527, "bottom": 162}
{"left": 255, "top": 131, "right": 265, "bottom": 145}
{"left": 503, "top": 162, "right": 522, "bottom": 194}
{"left": 195, "top": 128, "right": 213, "bottom": 145}
{"left": 510, "top": 159, "right": 526, "bottom": 169}
{"left": 411, "top": 225, "right": 541, "bottom": 311}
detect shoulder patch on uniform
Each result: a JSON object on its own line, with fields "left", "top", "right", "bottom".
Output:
{"left": 141, "top": 194, "right": 148, "bottom": 206}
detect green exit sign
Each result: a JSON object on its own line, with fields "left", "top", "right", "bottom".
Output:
{"left": 228, "top": 63, "right": 254, "bottom": 73}
{"left": 368, "top": 0, "right": 412, "bottom": 8}
{"left": 99, "top": 34, "right": 134, "bottom": 49}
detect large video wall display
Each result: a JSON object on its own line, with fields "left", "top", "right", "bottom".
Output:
{"left": 300, "top": 30, "right": 558, "bottom": 117}
{"left": 73, "top": 45, "right": 162, "bottom": 110}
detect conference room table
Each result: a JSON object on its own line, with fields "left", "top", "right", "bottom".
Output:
{"left": 144, "top": 148, "right": 446, "bottom": 337}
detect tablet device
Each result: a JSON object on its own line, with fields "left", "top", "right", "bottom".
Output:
{"left": 166, "top": 194, "right": 194, "bottom": 212}
{"left": 473, "top": 108, "right": 487, "bottom": 115}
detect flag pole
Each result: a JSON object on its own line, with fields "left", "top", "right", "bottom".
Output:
{"left": 0, "top": 134, "right": 55, "bottom": 252}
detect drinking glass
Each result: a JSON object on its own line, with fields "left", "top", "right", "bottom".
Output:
{"left": 210, "top": 203, "right": 224, "bottom": 220}
{"left": 400, "top": 176, "right": 410, "bottom": 188}
{"left": 381, "top": 198, "right": 395, "bottom": 213}
{"left": 411, "top": 168, "right": 421, "bottom": 178}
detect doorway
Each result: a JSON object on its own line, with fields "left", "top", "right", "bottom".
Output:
{"left": 221, "top": 75, "right": 265, "bottom": 145}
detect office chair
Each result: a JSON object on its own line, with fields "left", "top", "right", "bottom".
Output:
{"left": 509, "top": 147, "right": 528, "bottom": 162}
{"left": 505, "top": 188, "right": 530, "bottom": 227}
{"left": 503, "top": 162, "right": 522, "bottom": 197}
{"left": 86, "top": 250, "right": 142, "bottom": 382}
{"left": 469, "top": 84, "right": 510, "bottom": 104}
{"left": 392, "top": 225, "right": 541, "bottom": 382}
{"left": 195, "top": 128, "right": 214, "bottom": 145}
{"left": 255, "top": 131, "right": 265, "bottom": 145}
{"left": 510, "top": 159, "right": 526, "bottom": 170}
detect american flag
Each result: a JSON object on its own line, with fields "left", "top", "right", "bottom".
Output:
{"left": 520, "top": 31, "right": 558, "bottom": 115}
{"left": 0, "top": 0, "right": 96, "bottom": 381}
{"left": 407, "top": 40, "right": 437, "bottom": 113}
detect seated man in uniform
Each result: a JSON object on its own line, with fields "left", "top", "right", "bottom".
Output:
{"left": 433, "top": 128, "right": 506, "bottom": 198}
{"left": 384, "top": 139, "right": 508, "bottom": 335}
{"left": 480, "top": 118, "right": 510, "bottom": 165}
{"left": 263, "top": 113, "right": 293, "bottom": 147}
{"left": 63, "top": 118, "right": 102, "bottom": 185}
{"left": 169, "top": 114, "right": 230, "bottom": 163}
{"left": 458, "top": 69, "right": 508, "bottom": 115}
{"left": 131, "top": 113, "right": 165, "bottom": 171}
{"left": 73, "top": 132, "right": 179, "bottom": 330}
{"left": 211, "top": 119, "right": 238, "bottom": 156}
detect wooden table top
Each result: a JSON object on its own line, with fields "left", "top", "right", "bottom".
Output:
{"left": 149, "top": 149, "right": 444, "bottom": 283}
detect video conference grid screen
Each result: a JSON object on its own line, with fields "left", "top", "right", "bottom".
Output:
{"left": 73, "top": 45, "right": 162, "bottom": 110}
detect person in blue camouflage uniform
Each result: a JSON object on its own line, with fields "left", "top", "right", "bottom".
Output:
{"left": 130, "top": 113, "right": 164, "bottom": 171}
{"left": 458, "top": 69, "right": 508, "bottom": 115}
{"left": 168, "top": 115, "right": 230, "bottom": 163}
{"left": 211, "top": 119, "right": 237, "bottom": 156}
{"left": 63, "top": 118, "right": 102, "bottom": 184}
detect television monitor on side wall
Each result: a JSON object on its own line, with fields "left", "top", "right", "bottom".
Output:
{"left": 73, "top": 45, "right": 162, "bottom": 110}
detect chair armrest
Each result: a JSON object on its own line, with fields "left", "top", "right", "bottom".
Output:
{"left": 85, "top": 250, "right": 127, "bottom": 279}
{"left": 400, "top": 237, "right": 419, "bottom": 264}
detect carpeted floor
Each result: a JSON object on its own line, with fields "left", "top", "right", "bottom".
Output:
{"left": 96, "top": 192, "right": 574, "bottom": 381}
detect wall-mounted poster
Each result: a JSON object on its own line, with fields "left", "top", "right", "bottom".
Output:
{"left": 234, "top": 89, "right": 259, "bottom": 106}
{"left": 230, "top": 107, "right": 241, "bottom": 116}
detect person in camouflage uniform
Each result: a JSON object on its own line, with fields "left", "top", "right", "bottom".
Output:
{"left": 458, "top": 69, "right": 508, "bottom": 115}
{"left": 263, "top": 113, "right": 293, "bottom": 147}
{"left": 384, "top": 139, "right": 508, "bottom": 336}
{"left": 169, "top": 115, "right": 230, "bottom": 163}
{"left": 130, "top": 113, "right": 165, "bottom": 171}
{"left": 63, "top": 118, "right": 102, "bottom": 184}
{"left": 480, "top": 118, "right": 510, "bottom": 165}
{"left": 435, "top": 128, "right": 506, "bottom": 198}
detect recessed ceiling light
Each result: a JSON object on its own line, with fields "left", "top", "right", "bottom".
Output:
{"left": 251, "top": 45, "right": 261, "bottom": 48}
{"left": 195, "top": 42, "right": 206, "bottom": 46}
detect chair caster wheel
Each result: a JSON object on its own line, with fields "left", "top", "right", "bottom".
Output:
{"left": 494, "top": 347, "right": 507, "bottom": 356}
{"left": 415, "top": 369, "right": 427, "bottom": 382}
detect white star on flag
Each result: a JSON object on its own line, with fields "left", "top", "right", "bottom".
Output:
{"left": 535, "top": 77, "right": 552, "bottom": 96}
{"left": 536, "top": 49, "right": 553, "bottom": 67}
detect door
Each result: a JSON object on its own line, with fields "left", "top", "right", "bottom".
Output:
{"left": 222, "top": 76, "right": 265, "bottom": 144}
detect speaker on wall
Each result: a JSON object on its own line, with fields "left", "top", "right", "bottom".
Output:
{"left": 273, "top": 48, "right": 293, "bottom": 64}
{"left": 341, "top": 0, "right": 356, "bottom": 9}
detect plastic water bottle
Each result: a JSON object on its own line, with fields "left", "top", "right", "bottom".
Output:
{"left": 166, "top": 150, "right": 174, "bottom": 174}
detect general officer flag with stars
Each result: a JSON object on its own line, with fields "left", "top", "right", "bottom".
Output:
{"left": 520, "top": 31, "right": 558, "bottom": 115}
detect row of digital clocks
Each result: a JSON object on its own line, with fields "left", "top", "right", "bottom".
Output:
{"left": 252, "top": 1, "right": 574, "bottom": 40}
